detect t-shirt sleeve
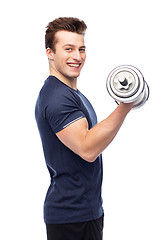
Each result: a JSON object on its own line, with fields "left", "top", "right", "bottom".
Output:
{"left": 45, "top": 91, "right": 86, "bottom": 133}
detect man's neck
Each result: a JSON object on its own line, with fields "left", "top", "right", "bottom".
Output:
{"left": 49, "top": 68, "right": 77, "bottom": 91}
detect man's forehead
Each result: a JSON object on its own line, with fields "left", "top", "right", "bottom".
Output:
{"left": 55, "top": 30, "right": 85, "bottom": 46}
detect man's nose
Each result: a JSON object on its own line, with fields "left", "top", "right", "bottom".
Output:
{"left": 72, "top": 50, "right": 82, "bottom": 61}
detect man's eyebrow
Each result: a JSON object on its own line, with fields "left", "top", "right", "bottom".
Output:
{"left": 63, "top": 44, "right": 86, "bottom": 48}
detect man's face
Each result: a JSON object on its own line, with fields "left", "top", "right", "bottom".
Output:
{"left": 50, "top": 31, "right": 86, "bottom": 81}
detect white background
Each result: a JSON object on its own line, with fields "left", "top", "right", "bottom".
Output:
{"left": 1, "top": 0, "right": 167, "bottom": 239}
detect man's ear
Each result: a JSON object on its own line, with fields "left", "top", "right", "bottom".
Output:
{"left": 46, "top": 48, "right": 54, "bottom": 60}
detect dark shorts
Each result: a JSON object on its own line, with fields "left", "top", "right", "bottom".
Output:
{"left": 46, "top": 214, "right": 104, "bottom": 240}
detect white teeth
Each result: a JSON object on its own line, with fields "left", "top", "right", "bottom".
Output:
{"left": 68, "top": 63, "right": 80, "bottom": 68}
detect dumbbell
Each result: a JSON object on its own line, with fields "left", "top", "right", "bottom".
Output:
{"left": 106, "top": 65, "right": 149, "bottom": 109}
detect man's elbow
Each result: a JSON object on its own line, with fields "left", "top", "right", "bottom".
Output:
{"left": 79, "top": 151, "right": 98, "bottom": 163}
{"left": 74, "top": 141, "right": 99, "bottom": 163}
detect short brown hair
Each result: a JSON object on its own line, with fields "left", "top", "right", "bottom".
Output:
{"left": 45, "top": 17, "right": 87, "bottom": 52}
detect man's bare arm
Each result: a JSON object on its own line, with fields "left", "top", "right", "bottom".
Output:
{"left": 56, "top": 103, "right": 133, "bottom": 162}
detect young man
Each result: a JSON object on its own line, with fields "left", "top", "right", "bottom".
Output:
{"left": 35, "top": 17, "right": 133, "bottom": 240}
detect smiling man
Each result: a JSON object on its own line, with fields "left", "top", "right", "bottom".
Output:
{"left": 35, "top": 17, "right": 133, "bottom": 240}
{"left": 46, "top": 30, "right": 86, "bottom": 89}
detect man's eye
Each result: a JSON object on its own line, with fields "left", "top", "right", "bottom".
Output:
{"left": 79, "top": 48, "right": 85, "bottom": 52}
{"left": 66, "top": 48, "right": 72, "bottom": 52}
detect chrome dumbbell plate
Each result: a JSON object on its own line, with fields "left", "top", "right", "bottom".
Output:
{"left": 106, "top": 65, "right": 149, "bottom": 109}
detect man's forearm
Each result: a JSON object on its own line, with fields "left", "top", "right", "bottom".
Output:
{"left": 82, "top": 103, "right": 133, "bottom": 162}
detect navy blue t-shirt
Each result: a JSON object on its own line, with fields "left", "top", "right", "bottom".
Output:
{"left": 35, "top": 76, "right": 103, "bottom": 224}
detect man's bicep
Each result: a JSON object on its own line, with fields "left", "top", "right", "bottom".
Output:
{"left": 56, "top": 117, "right": 88, "bottom": 156}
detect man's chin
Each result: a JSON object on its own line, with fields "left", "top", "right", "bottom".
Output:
{"left": 68, "top": 73, "right": 80, "bottom": 80}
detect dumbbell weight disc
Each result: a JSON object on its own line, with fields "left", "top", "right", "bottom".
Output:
{"left": 106, "top": 65, "right": 149, "bottom": 109}
{"left": 132, "top": 81, "right": 149, "bottom": 109}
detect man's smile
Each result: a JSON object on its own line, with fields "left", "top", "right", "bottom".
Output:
{"left": 67, "top": 62, "right": 82, "bottom": 68}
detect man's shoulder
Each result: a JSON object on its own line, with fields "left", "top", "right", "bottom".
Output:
{"left": 40, "top": 76, "right": 65, "bottom": 99}
{"left": 39, "top": 76, "right": 81, "bottom": 107}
